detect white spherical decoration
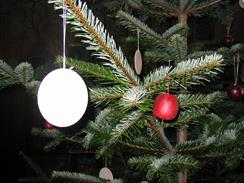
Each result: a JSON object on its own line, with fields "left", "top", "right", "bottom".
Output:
{"left": 37, "top": 68, "right": 88, "bottom": 127}
{"left": 240, "top": 0, "right": 244, "bottom": 9}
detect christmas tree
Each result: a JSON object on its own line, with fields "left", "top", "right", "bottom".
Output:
{"left": 29, "top": 0, "right": 244, "bottom": 183}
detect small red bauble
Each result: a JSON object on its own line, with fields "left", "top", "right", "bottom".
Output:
{"left": 224, "top": 34, "right": 234, "bottom": 46}
{"left": 227, "top": 84, "right": 242, "bottom": 101}
{"left": 242, "top": 88, "right": 244, "bottom": 96}
{"left": 153, "top": 93, "right": 179, "bottom": 120}
{"left": 44, "top": 121, "right": 54, "bottom": 129}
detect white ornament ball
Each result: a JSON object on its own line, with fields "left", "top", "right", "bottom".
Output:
{"left": 240, "top": 0, "right": 244, "bottom": 9}
{"left": 37, "top": 68, "right": 88, "bottom": 127}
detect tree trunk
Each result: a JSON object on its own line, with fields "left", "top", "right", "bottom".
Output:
{"left": 178, "top": 11, "right": 188, "bottom": 44}
{"left": 178, "top": 12, "right": 188, "bottom": 25}
{"left": 177, "top": 128, "right": 188, "bottom": 183}
{"left": 177, "top": 11, "right": 188, "bottom": 183}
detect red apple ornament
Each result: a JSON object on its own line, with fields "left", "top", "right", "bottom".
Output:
{"left": 153, "top": 93, "right": 179, "bottom": 120}
{"left": 44, "top": 121, "right": 54, "bottom": 129}
{"left": 224, "top": 34, "right": 234, "bottom": 46}
{"left": 227, "top": 84, "right": 242, "bottom": 101}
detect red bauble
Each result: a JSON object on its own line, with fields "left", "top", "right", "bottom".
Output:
{"left": 227, "top": 84, "right": 242, "bottom": 101}
{"left": 44, "top": 121, "right": 54, "bottom": 129}
{"left": 242, "top": 88, "right": 244, "bottom": 96}
{"left": 224, "top": 34, "right": 234, "bottom": 46}
{"left": 153, "top": 93, "right": 179, "bottom": 120}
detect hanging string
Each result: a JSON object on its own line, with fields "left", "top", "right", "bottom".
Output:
{"left": 62, "top": 0, "right": 67, "bottom": 68}
{"left": 105, "top": 157, "right": 108, "bottom": 167}
{"left": 137, "top": 28, "right": 140, "bottom": 49}
{"left": 233, "top": 55, "right": 236, "bottom": 85}
{"left": 166, "top": 79, "right": 170, "bottom": 94}
{"left": 168, "top": 60, "right": 171, "bottom": 67}
{"left": 236, "top": 53, "right": 240, "bottom": 85}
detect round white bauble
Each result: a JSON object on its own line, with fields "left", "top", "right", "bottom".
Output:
{"left": 240, "top": 0, "right": 244, "bottom": 9}
{"left": 37, "top": 68, "right": 88, "bottom": 127}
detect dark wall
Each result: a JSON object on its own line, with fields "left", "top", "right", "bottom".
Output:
{"left": 0, "top": 0, "right": 63, "bottom": 67}
{"left": 232, "top": 2, "right": 244, "bottom": 42}
{"left": 0, "top": 0, "right": 244, "bottom": 65}
{"left": 0, "top": 85, "right": 32, "bottom": 183}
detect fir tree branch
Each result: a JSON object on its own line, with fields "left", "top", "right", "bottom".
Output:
{"left": 178, "top": 92, "right": 225, "bottom": 109}
{"left": 0, "top": 60, "right": 18, "bottom": 80}
{"left": 143, "top": 66, "right": 171, "bottom": 89}
{"left": 64, "top": 137, "right": 84, "bottom": 145}
{"left": 90, "top": 86, "right": 127, "bottom": 105}
{"left": 175, "top": 139, "right": 207, "bottom": 153}
{"left": 0, "top": 60, "right": 39, "bottom": 93}
{"left": 149, "top": 116, "right": 173, "bottom": 151}
{"left": 172, "top": 108, "right": 209, "bottom": 127}
{"left": 170, "top": 34, "right": 187, "bottom": 62}
{"left": 150, "top": 154, "right": 200, "bottom": 173}
{"left": 52, "top": 171, "right": 103, "bottom": 183}
{"left": 189, "top": 0, "right": 222, "bottom": 15}
{"left": 148, "top": 0, "right": 178, "bottom": 12}
{"left": 56, "top": 57, "right": 129, "bottom": 86}
{"left": 225, "top": 153, "right": 244, "bottom": 170}
{"left": 110, "top": 111, "right": 143, "bottom": 143}
{"left": 32, "top": 128, "right": 64, "bottom": 139}
{"left": 144, "top": 54, "right": 223, "bottom": 91}
{"left": 82, "top": 108, "right": 119, "bottom": 149}
{"left": 97, "top": 111, "right": 143, "bottom": 157}
{"left": 14, "top": 62, "right": 34, "bottom": 85}
{"left": 118, "top": 140, "right": 167, "bottom": 154}
{"left": 119, "top": 86, "right": 148, "bottom": 111}
{"left": 0, "top": 60, "right": 20, "bottom": 89}
{"left": 116, "top": 10, "right": 167, "bottom": 46}
{"left": 25, "top": 81, "right": 40, "bottom": 95}
{"left": 171, "top": 53, "right": 224, "bottom": 87}
{"left": 187, "top": 51, "right": 214, "bottom": 59}
{"left": 198, "top": 151, "right": 240, "bottom": 158}
{"left": 31, "top": 128, "right": 65, "bottom": 151}
{"left": 128, "top": 0, "right": 177, "bottom": 17}
{"left": 82, "top": 131, "right": 95, "bottom": 150}
{"left": 128, "top": 154, "right": 199, "bottom": 181}
{"left": 44, "top": 139, "right": 64, "bottom": 151}
{"left": 162, "top": 23, "right": 188, "bottom": 39}
{"left": 144, "top": 49, "right": 172, "bottom": 63}
{"left": 93, "top": 108, "right": 114, "bottom": 127}
{"left": 128, "top": 155, "right": 157, "bottom": 171}
{"left": 230, "top": 43, "right": 244, "bottom": 53}
{"left": 49, "top": 0, "right": 139, "bottom": 86}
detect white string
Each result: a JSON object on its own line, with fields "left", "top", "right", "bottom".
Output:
{"left": 105, "top": 157, "right": 107, "bottom": 167}
{"left": 62, "top": 0, "right": 67, "bottom": 68}
{"left": 137, "top": 28, "right": 140, "bottom": 49}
